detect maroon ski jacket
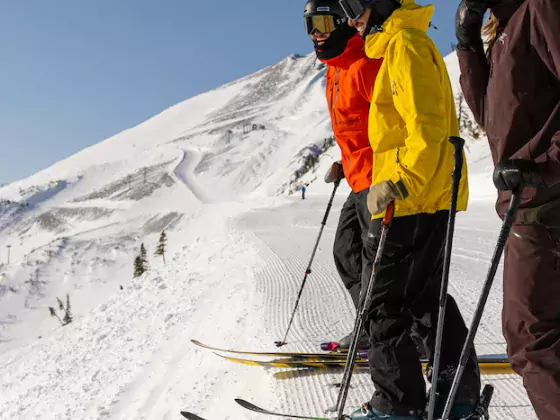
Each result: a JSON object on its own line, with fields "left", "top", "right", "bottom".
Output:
{"left": 457, "top": 0, "right": 560, "bottom": 224}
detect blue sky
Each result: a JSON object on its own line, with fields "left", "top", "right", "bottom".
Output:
{"left": 0, "top": 0, "right": 459, "bottom": 185}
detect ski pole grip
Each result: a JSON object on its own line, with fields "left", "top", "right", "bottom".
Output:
{"left": 383, "top": 201, "right": 395, "bottom": 226}
{"left": 448, "top": 136, "right": 465, "bottom": 150}
{"left": 449, "top": 136, "right": 465, "bottom": 179}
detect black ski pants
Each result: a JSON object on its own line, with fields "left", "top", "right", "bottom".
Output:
{"left": 333, "top": 189, "right": 371, "bottom": 309}
{"left": 363, "top": 211, "right": 481, "bottom": 416}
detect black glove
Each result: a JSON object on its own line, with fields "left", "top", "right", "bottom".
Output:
{"left": 493, "top": 159, "right": 546, "bottom": 191}
{"left": 325, "top": 161, "right": 344, "bottom": 184}
{"left": 455, "top": 0, "right": 490, "bottom": 51}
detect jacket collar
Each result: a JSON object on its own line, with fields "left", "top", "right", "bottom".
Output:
{"left": 319, "top": 34, "right": 365, "bottom": 69}
{"left": 364, "top": 0, "right": 433, "bottom": 59}
{"left": 491, "top": 0, "right": 525, "bottom": 22}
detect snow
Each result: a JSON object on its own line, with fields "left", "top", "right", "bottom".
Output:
{"left": 0, "top": 50, "right": 535, "bottom": 419}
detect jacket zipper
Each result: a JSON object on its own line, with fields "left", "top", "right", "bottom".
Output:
{"left": 392, "top": 80, "right": 398, "bottom": 96}
{"left": 331, "top": 68, "right": 340, "bottom": 125}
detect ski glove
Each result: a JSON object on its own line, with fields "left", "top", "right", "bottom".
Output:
{"left": 324, "top": 161, "right": 345, "bottom": 184}
{"left": 493, "top": 159, "right": 546, "bottom": 191}
{"left": 455, "top": 0, "right": 490, "bottom": 51}
{"left": 367, "top": 180, "right": 408, "bottom": 215}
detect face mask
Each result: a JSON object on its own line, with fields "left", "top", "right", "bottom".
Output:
{"left": 313, "top": 22, "right": 357, "bottom": 60}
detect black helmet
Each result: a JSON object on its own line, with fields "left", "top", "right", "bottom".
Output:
{"left": 304, "top": 0, "right": 350, "bottom": 36}
{"left": 304, "top": 0, "right": 347, "bottom": 20}
{"left": 338, "top": 0, "right": 401, "bottom": 37}
{"left": 304, "top": 0, "right": 358, "bottom": 60}
{"left": 337, "top": 0, "right": 376, "bottom": 21}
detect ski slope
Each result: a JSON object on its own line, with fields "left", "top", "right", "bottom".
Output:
{"left": 0, "top": 51, "right": 537, "bottom": 419}
{"left": 0, "top": 194, "right": 535, "bottom": 420}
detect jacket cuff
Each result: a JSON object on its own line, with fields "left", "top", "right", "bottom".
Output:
{"left": 534, "top": 145, "right": 560, "bottom": 187}
{"left": 389, "top": 173, "right": 409, "bottom": 199}
{"left": 536, "top": 161, "right": 560, "bottom": 188}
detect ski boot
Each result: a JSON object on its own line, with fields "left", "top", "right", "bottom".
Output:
{"left": 322, "top": 331, "right": 370, "bottom": 352}
{"left": 425, "top": 391, "right": 477, "bottom": 419}
{"left": 425, "top": 384, "right": 494, "bottom": 420}
{"left": 350, "top": 403, "right": 422, "bottom": 420}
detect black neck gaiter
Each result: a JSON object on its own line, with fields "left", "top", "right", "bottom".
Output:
{"left": 314, "top": 24, "right": 357, "bottom": 60}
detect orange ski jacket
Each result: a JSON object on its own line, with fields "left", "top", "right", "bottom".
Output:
{"left": 320, "top": 34, "right": 382, "bottom": 193}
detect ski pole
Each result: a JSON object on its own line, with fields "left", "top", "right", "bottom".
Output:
{"left": 427, "top": 136, "right": 465, "bottom": 420}
{"left": 275, "top": 179, "right": 342, "bottom": 347}
{"left": 440, "top": 189, "right": 523, "bottom": 420}
{"left": 330, "top": 202, "right": 395, "bottom": 420}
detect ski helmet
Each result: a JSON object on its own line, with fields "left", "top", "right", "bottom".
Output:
{"left": 304, "top": 0, "right": 357, "bottom": 60}
{"left": 338, "top": 0, "right": 401, "bottom": 37}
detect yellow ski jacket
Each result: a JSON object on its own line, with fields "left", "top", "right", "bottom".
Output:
{"left": 365, "top": 0, "right": 468, "bottom": 218}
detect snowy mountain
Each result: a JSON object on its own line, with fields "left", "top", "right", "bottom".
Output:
{"left": 0, "top": 51, "right": 527, "bottom": 420}
{"left": 0, "top": 52, "right": 332, "bottom": 344}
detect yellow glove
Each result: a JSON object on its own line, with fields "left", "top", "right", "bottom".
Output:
{"left": 367, "top": 180, "right": 408, "bottom": 215}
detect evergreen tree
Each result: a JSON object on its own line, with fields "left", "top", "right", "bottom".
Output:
{"left": 63, "top": 294, "right": 73, "bottom": 325}
{"left": 140, "top": 243, "right": 148, "bottom": 270}
{"left": 49, "top": 306, "right": 64, "bottom": 326}
{"left": 57, "top": 297, "right": 64, "bottom": 311}
{"left": 456, "top": 92, "right": 484, "bottom": 143}
{"left": 155, "top": 231, "right": 167, "bottom": 264}
{"left": 133, "top": 255, "right": 145, "bottom": 278}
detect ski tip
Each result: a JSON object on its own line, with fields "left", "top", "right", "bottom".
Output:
{"left": 235, "top": 398, "right": 261, "bottom": 411}
{"left": 180, "top": 411, "right": 206, "bottom": 420}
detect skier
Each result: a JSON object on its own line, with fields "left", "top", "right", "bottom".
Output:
{"left": 336, "top": 0, "right": 482, "bottom": 418}
{"left": 455, "top": 0, "right": 560, "bottom": 418}
{"left": 304, "top": 0, "right": 382, "bottom": 350}
{"left": 301, "top": 185, "right": 307, "bottom": 200}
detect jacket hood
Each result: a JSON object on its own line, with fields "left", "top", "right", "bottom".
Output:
{"left": 364, "top": 0, "right": 433, "bottom": 59}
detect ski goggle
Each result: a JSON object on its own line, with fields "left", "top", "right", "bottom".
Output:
{"left": 338, "top": 0, "right": 368, "bottom": 20}
{"left": 304, "top": 14, "right": 339, "bottom": 35}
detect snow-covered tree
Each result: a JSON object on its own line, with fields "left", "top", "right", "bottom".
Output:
{"left": 155, "top": 231, "right": 167, "bottom": 264}
{"left": 140, "top": 243, "right": 148, "bottom": 268}
{"left": 456, "top": 92, "right": 485, "bottom": 142}
{"left": 49, "top": 306, "right": 64, "bottom": 326}
{"left": 63, "top": 294, "right": 73, "bottom": 324}
{"left": 49, "top": 294, "right": 72, "bottom": 326}
{"left": 133, "top": 255, "right": 145, "bottom": 278}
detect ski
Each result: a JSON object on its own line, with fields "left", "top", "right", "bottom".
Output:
{"left": 233, "top": 385, "right": 494, "bottom": 420}
{"left": 214, "top": 352, "right": 369, "bottom": 369}
{"left": 182, "top": 385, "right": 494, "bottom": 420}
{"left": 180, "top": 412, "right": 207, "bottom": 420}
{"left": 235, "top": 398, "right": 346, "bottom": 419}
{"left": 216, "top": 353, "right": 514, "bottom": 375}
{"left": 191, "top": 339, "right": 355, "bottom": 359}
{"left": 193, "top": 340, "right": 513, "bottom": 373}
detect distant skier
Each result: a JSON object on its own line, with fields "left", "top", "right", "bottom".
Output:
{"left": 337, "top": 0, "right": 481, "bottom": 418}
{"left": 456, "top": 0, "right": 560, "bottom": 418}
{"left": 304, "top": 0, "right": 381, "bottom": 350}
{"left": 301, "top": 185, "right": 306, "bottom": 200}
